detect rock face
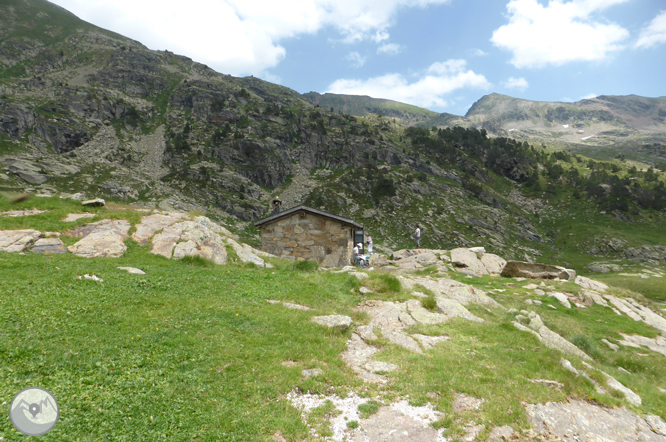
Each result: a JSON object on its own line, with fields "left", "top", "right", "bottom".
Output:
{"left": 150, "top": 218, "right": 229, "bottom": 265}
{"left": 31, "top": 237, "right": 67, "bottom": 254}
{"left": 0, "top": 229, "right": 42, "bottom": 252}
{"left": 227, "top": 238, "right": 273, "bottom": 268}
{"left": 574, "top": 275, "right": 608, "bottom": 291}
{"left": 67, "top": 219, "right": 131, "bottom": 258}
{"left": 451, "top": 247, "right": 488, "bottom": 275}
{"left": 501, "top": 261, "right": 575, "bottom": 281}
{"left": 513, "top": 312, "right": 591, "bottom": 360}
{"left": 526, "top": 400, "right": 666, "bottom": 441}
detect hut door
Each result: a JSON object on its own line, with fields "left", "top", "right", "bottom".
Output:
{"left": 353, "top": 229, "right": 364, "bottom": 252}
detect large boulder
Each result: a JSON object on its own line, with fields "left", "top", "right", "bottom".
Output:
{"left": 67, "top": 219, "right": 131, "bottom": 258}
{"left": 450, "top": 248, "right": 488, "bottom": 276}
{"left": 501, "top": 261, "right": 575, "bottom": 281}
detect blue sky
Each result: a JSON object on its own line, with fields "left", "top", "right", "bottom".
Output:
{"left": 50, "top": 0, "right": 666, "bottom": 116}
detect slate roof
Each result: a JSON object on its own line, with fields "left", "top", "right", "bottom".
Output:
{"left": 254, "top": 205, "right": 363, "bottom": 229}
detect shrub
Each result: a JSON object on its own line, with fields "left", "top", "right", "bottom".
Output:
{"left": 292, "top": 260, "right": 319, "bottom": 272}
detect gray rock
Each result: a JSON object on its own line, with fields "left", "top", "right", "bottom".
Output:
{"left": 351, "top": 407, "right": 443, "bottom": 442}
{"left": 302, "top": 368, "right": 323, "bottom": 378}
{"left": 411, "top": 333, "right": 449, "bottom": 350}
{"left": 451, "top": 247, "right": 488, "bottom": 275}
{"left": 363, "top": 361, "right": 399, "bottom": 373}
{"left": 349, "top": 271, "right": 369, "bottom": 280}
{"left": 480, "top": 253, "right": 507, "bottom": 274}
{"left": 453, "top": 393, "right": 485, "bottom": 412}
{"left": 602, "top": 338, "right": 619, "bottom": 351}
{"left": 514, "top": 313, "right": 591, "bottom": 360}
{"left": 117, "top": 267, "right": 146, "bottom": 275}
{"left": 0, "top": 229, "right": 43, "bottom": 252}
{"left": 533, "top": 289, "right": 546, "bottom": 296}
{"left": 311, "top": 315, "right": 353, "bottom": 329}
{"left": 31, "top": 238, "right": 67, "bottom": 254}
{"left": 381, "top": 329, "right": 423, "bottom": 353}
{"left": 1, "top": 209, "right": 46, "bottom": 217}
{"left": 356, "top": 325, "right": 378, "bottom": 341}
{"left": 646, "top": 415, "right": 666, "bottom": 436}
{"left": 575, "top": 276, "right": 608, "bottom": 291}
{"left": 81, "top": 198, "right": 106, "bottom": 207}
{"left": 548, "top": 292, "right": 572, "bottom": 309}
{"left": 228, "top": 238, "right": 273, "bottom": 268}
{"left": 282, "top": 302, "right": 312, "bottom": 311}
{"left": 526, "top": 400, "right": 665, "bottom": 441}
{"left": 341, "top": 333, "right": 385, "bottom": 383}
{"left": 151, "top": 219, "right": 228, "bottom": 265}
{"left": 67, "top": 219, "right": 131, "bottom": 258}
{"left": 501, "top": 261, "right": 575, "bottom": 281}
{"left": 618, "top": 334, "right": 666, "bottom": 357}
{"left": 359, "top": 287, "right": 373, "bottom": 295}
{"left": 61, "top": 213, "right": 96, "bottom": 222}
{"left": 487, "top": 425, "right": 514, "bottom": 441}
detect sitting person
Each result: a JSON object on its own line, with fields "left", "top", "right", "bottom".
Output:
{"left": 353, "top": 243, "right": 367, "bottom": 267}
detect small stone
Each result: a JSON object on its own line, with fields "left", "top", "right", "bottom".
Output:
{"left": 117, "top": 267, "right": 146, "bottom": 275}
{"left": 61, "top": 213, "right": 96, "bottom": 222}
{"left": 282, "top": 302, "right": 312, "bottom": 311}
{"left": 359, "top": 286, "right": 373, "bottom": 294}
{"left": 533, "top": 289, "right": 546, "bottom": 296}
{"left": 349, "top": 272, "right": 369, "bottom": 280}
{"left": 548, "top": 305, "right": 557, "bottom": 309}
{"left": 487, "top": 425, "right": 514, "bottom": 441}
{"left": 302, "top": 368, "right": 323, "bottom": 378}
{"left": 533, "top": 300, "right": 542, "bottom": 306}
{"left": 311, "top": 315, "right": 353, "bottom": 329}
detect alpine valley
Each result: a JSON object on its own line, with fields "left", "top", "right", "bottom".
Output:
{"left": 1, "top": 0, "right": 666, "bottom": 276}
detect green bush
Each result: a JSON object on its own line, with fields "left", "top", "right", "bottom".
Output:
{"left": 293, "top": 260, "right": 319, "bottom": 272}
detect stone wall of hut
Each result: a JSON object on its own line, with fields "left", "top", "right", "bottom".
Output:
{"left": 260, "top": 212, "right": 353, "bottom": 267}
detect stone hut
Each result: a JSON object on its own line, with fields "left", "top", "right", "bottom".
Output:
{"left": 254, "top": 205, "right": 364, "bottom": 267}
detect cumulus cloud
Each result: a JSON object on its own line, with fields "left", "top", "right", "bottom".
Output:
{"left": 491, "top": 0, "right": 630, "bottom": 68}
{"left": 470, "top": 48, "right": 488, "bottom": 57}
{"left": 503, "top": 77, "right": 529, "bottom": 91}
{"left": 580, "top": 92, "right": 597, "bottom": 99}
{"left": 635, "top": 10, "right": 666, "bottom": 48}
{"left": 346, "top": 52, "right": 367, "bottom": 68}
{"left": 50, "top": 0, "right": 450, "bottom": 76}
{"left": 327, "top": 59, "right": 490, "bottom": 109}
{"left": 377, "top": 43, "right": 403, "bottom": 55}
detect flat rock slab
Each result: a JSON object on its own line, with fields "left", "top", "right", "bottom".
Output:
{"left": 605, "top": 295, "right": 666, "bottom": 335}
{"left": 501, "top": 261, "right": 575, "bottom": 281}
{"left": 32, "top": 238, "right": 67, "bottom": 254}
{"left": 526, "top": 400, "right": 666, "bottom": 441}
{"left": 0, "top": 229, "right": 43, "bottom": 252}
{"left": 341, "top": 333, "right": 385, "bottom": 383}
{"left": 619, "top": 334, "right": 666, "bottom": 358}
{"left": 1, "top": 209, "right": 46, "bottom": 217}
{"left": 227, "top": 238, "right": 273, "bottom": 268}
{"left": 453, "top": 393, "right": 485, "bottom": 412}
{"left": 311, "top": 315, "right": 352, "bottom": 329}
{"left": 61, "top": 213, "right": 96, "bottom": 222}
{"left": 118, "top": 267, "right": 146, "bottom": 275}
{"left": 351, "top": 406, "right": 443, "bottom": 442}
{"left": 150, "top": 218, "right": 228, "bottom": 265}
{"left": 575, "top": 275, "right": 608, "bottom": 291}
{"left": 514, "top": 312, "right": 591, "bottom": 360}
{"left": 132, "top": 212, "right": 186, "bottom": 245}
{"left": 67, "top": 219, "right": 131, "bottom": 258}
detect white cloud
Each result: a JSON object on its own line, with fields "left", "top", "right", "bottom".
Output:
{"left": 580, "top": 93, "right": 597, "bottom": 99}
{"left": 491, "top": 0, "right": 630, "bottom": 68}
{"left": 503, "top": 77, "right": 529, "bottom": 91}
{"left": 471, "top": 48, "right": 488, "bottom": 56}
{"left": 327, "top": 59, "right": 490, "bottom": 109}
{"left": 346, "top": 52, "right": 367, "bottom": 68}
{"left": 635, "top": 10, "right": 666, "bottom": 48}
{"left": 50, "top": 0, "right": 450, "bottom": 76}
{"left": 377, "top": 43, "right": 403, "bottom": 55}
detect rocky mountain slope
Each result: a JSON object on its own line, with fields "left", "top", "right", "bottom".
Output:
{"left": 307, "top": 92, "right": 666, "bottom": 164}
{"left": 1, "top": 0, "right": 665, "bottom": 273}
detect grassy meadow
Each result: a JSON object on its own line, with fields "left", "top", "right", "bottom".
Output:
{"left": 1, "top": 197, "right": 666, "bottom": 441}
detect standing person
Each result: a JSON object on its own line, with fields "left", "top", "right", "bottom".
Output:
{"left": 366, "top": 235, "right": 373, "bottom": 255}
{"left": 353, "top": 243, "right": 366, "bottom": 267}
{"left": 413, "top": 225, "right": 421, "bottom": 249}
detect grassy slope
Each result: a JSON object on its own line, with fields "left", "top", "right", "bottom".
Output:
{"left": 1, "top": 197, "right": 666, "bottom": 440}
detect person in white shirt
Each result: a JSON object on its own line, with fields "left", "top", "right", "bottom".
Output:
{"left": 414, "top": 225, "right": 421, "bottom": 249}
{"left": 366, "top": 236, "right": 373, "bottom": 254}
{"left": 353, "top": 243, "right": 366, "bottom": 267}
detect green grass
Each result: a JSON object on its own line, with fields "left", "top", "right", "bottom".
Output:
{"left": 0, "top": 241, "right": 366, "bottom": 441}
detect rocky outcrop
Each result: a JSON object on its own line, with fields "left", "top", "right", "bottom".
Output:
{"left": 0, "top": 229, "right": 42, "bottom": 252}
{"left": 501, "top": 261, "right": 575, "bottom": 281}
{"left": 67, "top": 219, "right": 131, "bottom": 258}
{"left": 526, "top": 400, "right": 666, "bottom": 441}
{"left": 513, "top": 312, "right": 591, "bottom": 360}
